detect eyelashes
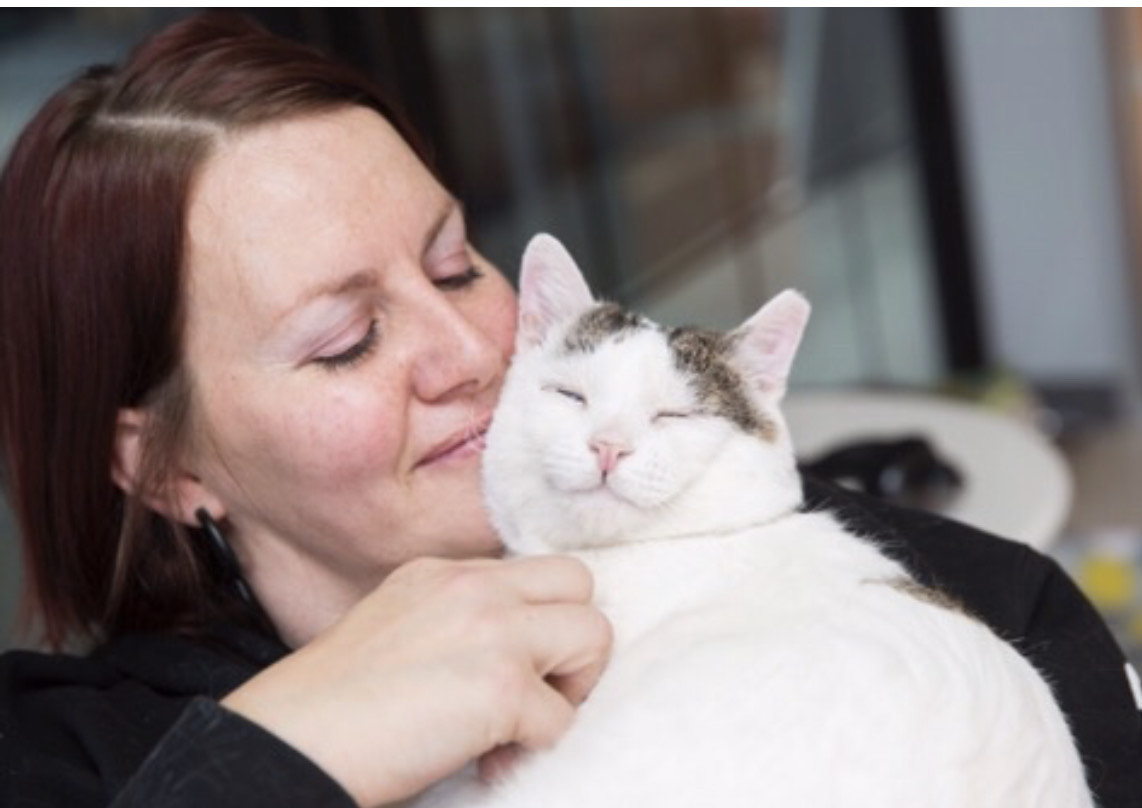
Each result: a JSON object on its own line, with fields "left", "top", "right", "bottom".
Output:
{"left": 313, "top": 319, "right": 379, "bottom": 370}
{"left": 312, "top": 265, "right": 484, "bottom": 372}
{"left": 545, "top": 385, "right": 694, "bottom": 421}
{"left": 433, "top": 265, "right": 484, "bottom": 291}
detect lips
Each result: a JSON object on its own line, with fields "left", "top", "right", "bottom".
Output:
{"left": 417, "top": 413, "right": 493, "bottom": 468}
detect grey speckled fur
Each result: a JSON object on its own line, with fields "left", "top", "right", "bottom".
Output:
{"left": 561, "top": 299, "right": 775, "bottom": 441}
{"left": 561, "top": 303, "right": 648, "bottom": 354}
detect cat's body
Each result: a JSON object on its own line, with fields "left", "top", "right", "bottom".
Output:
{"left": 438, "top": 518, "right": 1088, "bottom": 807}
{"left": 414, "top": 235, "right": 1094, "bottom": 808}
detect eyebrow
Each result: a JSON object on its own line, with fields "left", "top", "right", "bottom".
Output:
{"left": 273, "top": 197, "right": 460, "bottom": 327}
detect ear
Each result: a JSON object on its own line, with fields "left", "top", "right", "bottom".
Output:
{"left": 733, "top": 290, "right": 811, "bottom": 400}
{"left": 517, "top": 233, "right": 595, "bottom": 349}
{"left": 113, "top": 407, "right": 226, "bottom": 527}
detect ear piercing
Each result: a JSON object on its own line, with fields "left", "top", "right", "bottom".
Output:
{"left": 195, "top": 508, "right": 278, "bottom": 639}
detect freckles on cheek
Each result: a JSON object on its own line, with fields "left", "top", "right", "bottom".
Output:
{"left": 290, "top": 397, "right": 400, "bottom": 485}
{"left": 495, "top": 304, "right": 518, "bottom": 362}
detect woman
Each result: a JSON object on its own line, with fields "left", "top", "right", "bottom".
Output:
{"left": 0, "top": 14, "right": 609, "bottom": 808}
{"left": 0, "top": 13, "right": 1137, "bottom": 808}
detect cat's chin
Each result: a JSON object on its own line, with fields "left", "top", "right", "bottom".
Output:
{"left": 558, "top": 481, "right": 669, "bottom": 512}
{"left": 499, "top": 498, "right": 650, "bottom": 555}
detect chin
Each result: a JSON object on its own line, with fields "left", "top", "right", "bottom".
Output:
{"left": 439, "top": 516, "right": 504, "bottom": 559}
{"left": 467, "top": 530, "right": 506, "bottom": 558}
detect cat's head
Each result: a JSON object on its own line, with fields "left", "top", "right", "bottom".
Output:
{"left": 483, "top": 234, "right": 810, "bottom": 555}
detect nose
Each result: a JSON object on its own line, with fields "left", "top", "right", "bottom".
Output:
{"left": 591, "top": 438, "right": 632, "bottom": 476}
{"left": 409, "top": 286, "right": 506, "bottom": 403}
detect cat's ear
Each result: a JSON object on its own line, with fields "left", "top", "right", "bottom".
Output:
{"left": 518, "top": 234, "right": 595, "bottom": 349}
{"left": 733, "top": 290, "right": 811, "bottom": 400}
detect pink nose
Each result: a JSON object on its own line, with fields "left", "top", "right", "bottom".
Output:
{"left": 591, "top": 439, "right": 631, "bottom": 475}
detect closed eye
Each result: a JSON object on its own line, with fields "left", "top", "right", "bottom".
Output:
{"left": 545, "top": 385, "right": 587, "bottom": 405}
{"left": 434, "top": 265, "right": 484, "bottom": 291}
{"left": 654, "top": 410, "right": 693, "bottom": 421}
{"left": 313, "top": 319, "right": 379, "bottom": 371}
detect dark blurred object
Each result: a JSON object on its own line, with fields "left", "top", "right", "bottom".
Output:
{"left": 799, "top": 435, "right": 962, "bottom": 511}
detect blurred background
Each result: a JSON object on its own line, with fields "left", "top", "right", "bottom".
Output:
{"left": 4, "top": 8, "right": 1142, "bottom": 660}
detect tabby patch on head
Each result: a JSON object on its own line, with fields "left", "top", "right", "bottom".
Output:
{"left": 562, "top": 302, "right": 649, "bottom": 354}
{"left": 668, "top": 326, "right": 775, "bottom": 441}
{"left": 514, "top": 232, "right": 808, "bottom": 445}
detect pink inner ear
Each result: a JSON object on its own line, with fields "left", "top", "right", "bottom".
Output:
{"left": 518, "top": 311, "right": 547, "bottom": 347}
{"left": 518, "top": 234, "right": 595, "bottom": 348}
{"left": 739, "top": 290, "right": 810, "bottom": 394}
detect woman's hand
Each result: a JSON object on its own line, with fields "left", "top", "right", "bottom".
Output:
{"left": 220, "top": 555, "right": 612, "bottom": 807}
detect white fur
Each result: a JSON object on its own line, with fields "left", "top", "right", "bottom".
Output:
{"left": 414, "top": 235, "right": 1094, "bottom": 808}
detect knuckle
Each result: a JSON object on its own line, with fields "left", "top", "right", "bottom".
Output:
{"left": 439, "top": 564, "right": 495, "bottom": 603}
{"left": 391, "top": 558, "right": 490, "bottom": 607}
{"left": 464, "top": 603, "right": 509, "bottom": 646}
{"left": 559, "top": 556, "right": 595, "bottom": 599}
{"left": 587, "top": 607, "right": 614, "bottom": 655}
{"left": 388, "top": 555, "right": 446, "bottom": 585}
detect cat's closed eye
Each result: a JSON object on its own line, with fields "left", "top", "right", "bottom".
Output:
{"left": 546, "top": 385, "right": 587, "bottom": 406}
{"left": 654, "top": 410, "right": 694, "bottom": 421}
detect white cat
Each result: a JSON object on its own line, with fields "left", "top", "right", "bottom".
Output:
{"left": 416, "top": 234, "right": 1095, "bottom": 808}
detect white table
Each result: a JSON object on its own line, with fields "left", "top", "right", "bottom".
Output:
{"left": 784, "top": 390, "right": 1073, "bottom": 553}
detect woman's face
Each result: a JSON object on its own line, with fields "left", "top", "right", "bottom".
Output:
{"left": 181, "top": 107, "right": 517, "bottom": 633}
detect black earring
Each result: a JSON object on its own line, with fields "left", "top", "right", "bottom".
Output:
{"left": 195, "top": 508, "right": 277, "bottom": 638}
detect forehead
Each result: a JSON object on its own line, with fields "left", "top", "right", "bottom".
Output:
{"left": 561, "top": 303, "right": 649, "bottom": 354}
{"left": 551, "top": 309, "right": 681, "bottom": 393}
{"left": 559, "top": 303, "right": 736, "bottom": 377}
{"left": 564, "top": 330, "right": 691, "bottom": 410}
{"left": 554, "top": 306, "right": 772, "bottom": 437}
{"left": 184, "top": 107, "right": 445, "bottom": 330}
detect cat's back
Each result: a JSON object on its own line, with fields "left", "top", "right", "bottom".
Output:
{"left": 461, "top": 513, "right": 1093, "bottom": 808}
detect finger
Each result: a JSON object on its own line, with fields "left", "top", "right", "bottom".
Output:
{"left": 489, "top": 555, "right": 596, "bottom": 605}
{"left": 519, "top": 603, "right": 613, "bottom": 684}
{"left": 511, "top": 676, "right": 576, "bottom": 751}
{"left": 548, "top": 650, "right": 608, "bottom": 707}
{"left": 544, "top": 609, "right": 611, "bottom": 708}
{"left": 477, "top": 743, "right": 524, "bottom": 784}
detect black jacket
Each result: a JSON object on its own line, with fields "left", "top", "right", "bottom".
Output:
{"left": 2, "top": 477, "right": 1140, "bottom": 807}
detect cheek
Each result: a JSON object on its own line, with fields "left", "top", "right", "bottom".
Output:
{"left": 530, "top": 393, "right": 587, "bottom": 446}
{"left": 670, "top": 421, "right": 731, "bottom": 469}
{"left": 220, "top": 382, "right": 404, "bottom": 490}
{"left": 475, "top": 271, "right": 518, "bottom": 361}
{"left": 298, "top": 395, "right": 401, "bottom": 482}
{"left": 516, "top": 393, "right": 585, "bottom": 476}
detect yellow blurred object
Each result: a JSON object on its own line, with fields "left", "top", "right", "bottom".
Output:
{"left": 939, "top": 367, "right": 1047, "bottom": 431}
{"left": 1078, "top": 555, "right": 1138, "bottom": 612}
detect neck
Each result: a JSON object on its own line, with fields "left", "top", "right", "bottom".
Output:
{"left": 568, "top": 509, "right": 806, "bottom": 652}
{"left": 231, "top": 526, "right": 380, "bottom": 648}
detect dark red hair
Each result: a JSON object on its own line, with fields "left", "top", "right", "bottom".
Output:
{"left": 0, "top": 13, "right": 427, "bottom": 648}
